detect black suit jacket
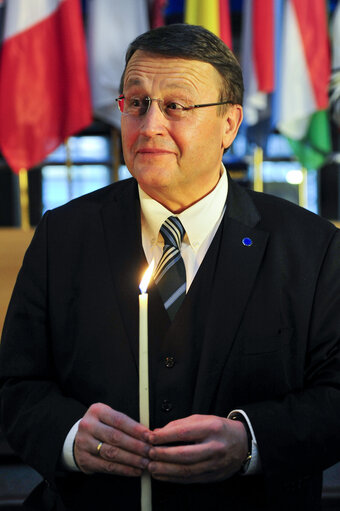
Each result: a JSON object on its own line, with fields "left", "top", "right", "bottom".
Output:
{"left": 1, "top": 176, "right": 340, "bottom": 510}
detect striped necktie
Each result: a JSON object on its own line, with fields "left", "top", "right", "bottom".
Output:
{"left": 154, "top": 216, "right": 186, "bottom": 320}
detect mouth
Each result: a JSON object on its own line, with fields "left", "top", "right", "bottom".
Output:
{"left": 137, "top": 148, "right": 174, "bottom": 155}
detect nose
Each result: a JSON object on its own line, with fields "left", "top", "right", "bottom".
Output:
{"left": 139, "top": 100, "right": 167, "bottom": 137}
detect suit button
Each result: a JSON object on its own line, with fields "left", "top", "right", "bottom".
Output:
{"left": 161, "top": 399, "right": 173, "bottom": 412}
{"left": 165, "top": 356, "right": 175, "bottom": 368}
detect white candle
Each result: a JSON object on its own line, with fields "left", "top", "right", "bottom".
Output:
{"left": 139, "top": 261, "right": 154, "bottom": 511}
{"left": 139, "top": 290, "right": 150, "bottom": 429}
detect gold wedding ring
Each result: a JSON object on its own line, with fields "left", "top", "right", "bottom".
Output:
{"left": 96, "top": 441, "right": 103, "bottom": 455}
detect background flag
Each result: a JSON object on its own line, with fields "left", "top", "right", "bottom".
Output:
{"left": 87, "top": 0, "right": 149, "bottom": 129}
{"left": 330, "top": 0, "right": 340, "bottom": 129}
{"left": 276, "top": 0, "right": 331, "bottom": 169}
{"left": 185, "top": 0, "right": 232, "bottom": 49}
{"left": 151, "top": 0, "right": 167, "bottom": 28}
{"left": 0, "top": 0, "right": 91, "bottom": 173}
{"left": 0, "top": 0, "right": 5, "bottom": 43}
{"left": 241, "top": 0, "right": 274, "bottom": 128}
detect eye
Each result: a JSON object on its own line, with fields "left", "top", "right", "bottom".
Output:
{"left": 129, "top": 97, "right": 142, "bottom": 108}
{"left": 165, "top": 101, "right": 185, "bottom": 111}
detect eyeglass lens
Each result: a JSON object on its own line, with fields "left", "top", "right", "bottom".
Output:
{"left": 118, "top": 96, "right": 152, "bottom": 115}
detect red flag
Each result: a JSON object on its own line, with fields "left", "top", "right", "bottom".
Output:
{"left": 253, "top": 0, "right": 274, "bottom": 93}
{"left": 151, "top": 0, "right": 167, "bottom": 28}
{"left": 219, "top": 0, "right": 232, "bottom": 50}
{"left": 291, "top": 0, "right": 330, "bottom": 109}
{"left": 241, "top": 0, "right": 274, "bottom": 126}
{"left": 0, "top": 0, "right": 92, "bottom": 173}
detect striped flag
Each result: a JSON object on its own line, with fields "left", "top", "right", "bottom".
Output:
{"left": 87, "top": 0, "right": 149, "bottom": 129}
{"left": 241, "top": 0, "right": 275, "bottom": 127}
{"left": 185, "top": 0, "right": 232, "bottom": 49}
{"left": 0, "top": 0, "right": 91, "bottom": 173}
{"left": 276, "top": 0, "right": 331, "bottom": 169}
{"left": 330, "top": 0, "right": 340, "bottom": 128}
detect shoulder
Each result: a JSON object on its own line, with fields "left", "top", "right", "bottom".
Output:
{"left": 40, "top": 177, "right": 138, "bottom": 230}
{"left": 247, "top": 189, "right": 339, "bottom": 273}
{"left": 30, "top": 178, "right": 139, "bottom": 248}
{"left": 226, "top": 172, "right": 337, "bottom": 237}
{"left": 48, "top": 177, "right": 138, "bottom": 217}
{"left": 227, "top": 177, "right": 338, "bottom": 263}
{"left": 248, "top": 188, "right": 336, "bottom": 237}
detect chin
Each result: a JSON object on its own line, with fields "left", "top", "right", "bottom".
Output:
{"left": 134, "top": 167, "right": 174, "bottom": 187}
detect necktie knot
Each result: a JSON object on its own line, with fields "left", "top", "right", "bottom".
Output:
{"left": 160, "top": 216, "right": 185, "bottom": 250}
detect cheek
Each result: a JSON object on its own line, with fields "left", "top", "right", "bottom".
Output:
{"left": 188, "top": 115, "right": 222, "bottom": 145}
{"left": 188, "top": 124, "right": 225, "bottom": 164}
{"left": 173, "top": 124, "right": 201, "bottom": 155}
{"left": 121, "top": 123, "right": 136, "bottom": 156}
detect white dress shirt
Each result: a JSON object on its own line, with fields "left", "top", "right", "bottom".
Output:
{"left": 140, "top": 165, "right": 228, "bottom": 289}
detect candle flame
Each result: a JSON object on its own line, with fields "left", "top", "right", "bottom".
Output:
{"left": 139, "top": 260, "right": 155, "bottom": 294}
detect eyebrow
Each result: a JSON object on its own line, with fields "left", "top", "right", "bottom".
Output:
{"left": 124, "top": 78, "right": 143, "bottom": 88}
{"left": 124, "top": 78, "right": 194, "bottom": 94}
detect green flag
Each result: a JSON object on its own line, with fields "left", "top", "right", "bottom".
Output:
{"left": 287, "top": 110, "right": 331, "bottom": 170}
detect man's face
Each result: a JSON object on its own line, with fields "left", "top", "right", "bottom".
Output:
{"left": 121, "top": 50, "right": 242, "bottom": 212}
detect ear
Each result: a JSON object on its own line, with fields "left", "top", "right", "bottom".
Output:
{"left": 222, "top": 104, "right": 243, "bottom": 150}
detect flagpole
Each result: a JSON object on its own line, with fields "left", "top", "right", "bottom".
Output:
{"left": 253, "top": 146, "right": 264, "bottom": 192}
{"left": 18, "top": 168, "right": 30, "bottom": 230}
{"left": 65, "top": 138, "right": 73, "bottom": 202}
{"left": 111, "top": 128, "right": 120, "bottom": 183}
{"left": 298, "top": 167, "right": 308, "bottom": 208}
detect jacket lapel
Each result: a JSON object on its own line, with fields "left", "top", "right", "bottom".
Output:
{"left": 192, "top": 177, "right": 269, "bottom": 413}
{"left": 100, "top": 179, "right": 147, "bottom": 370}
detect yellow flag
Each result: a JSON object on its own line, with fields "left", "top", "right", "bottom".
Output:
{"left": 185, "top": 0, "right": 219, "bottom": 36}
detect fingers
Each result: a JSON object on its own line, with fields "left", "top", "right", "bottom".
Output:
{"left": 86, "top": 432, "right": 150, "bottom": 468}
{"left": 148, "top": 439, "right": 227, "bottom": 483}
{"left": 91, "top": 420, "right": 150, "bottom": 458}
{"left": 148, "top": 414, "right": 221, "bottom": 445}
{"left": 76, "top": 448, "right": 146, "bottom": 478}
{"left": 74, "top": 403, "right": 151, "bottom": 477}
{"left": 148, "top": 439, "right": 231, "bottom": 484}
{"left": 73, "top": 408, "right": 248, "bottom": 483}
{"left": 150, "top": 441, "right": 211, "bottom": 463}
{"left": 92, "top": 403, "right": 149, "bottom": 442}
{"left": 148, "top": 459, "right": 226, "bottom": 484}
{"left": 147, "top": 415, "right": 248, "bottom": 484}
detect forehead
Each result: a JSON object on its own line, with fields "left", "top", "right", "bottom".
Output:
{"left": 123, "top": 50, "right": 222, "bottom": 95}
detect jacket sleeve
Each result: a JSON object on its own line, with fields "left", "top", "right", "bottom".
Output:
{"left": 0, "top": 212, "right": 87, "bottom": 482}
{"left": 243, "top": 229, "right": 340, "bottom": 482}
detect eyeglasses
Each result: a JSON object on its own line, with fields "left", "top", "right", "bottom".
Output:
{"left": 115, "top": 95, "right": 233, "bottom": 121}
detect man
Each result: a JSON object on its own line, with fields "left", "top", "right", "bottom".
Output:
{"left": 1, "top": 24, "right": 340, "bottom": 511}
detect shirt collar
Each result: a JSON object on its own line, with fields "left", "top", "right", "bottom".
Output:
{"left": 139, "top": 165, "right": 228, "bottom": 253}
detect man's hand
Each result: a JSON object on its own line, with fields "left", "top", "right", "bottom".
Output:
{"left": 147, "top": 414, "right": 248, "bottom": 484}
{"left": 74, "top": 403, "right": 151, "bottom": 477}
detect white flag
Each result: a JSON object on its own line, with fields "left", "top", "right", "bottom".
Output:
{"left": 87, "top": 0, "right": 149, "bottom": 129}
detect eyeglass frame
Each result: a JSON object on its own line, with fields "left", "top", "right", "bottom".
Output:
{"left": 115, "top": 94, "right": 234, "bottom": 118}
